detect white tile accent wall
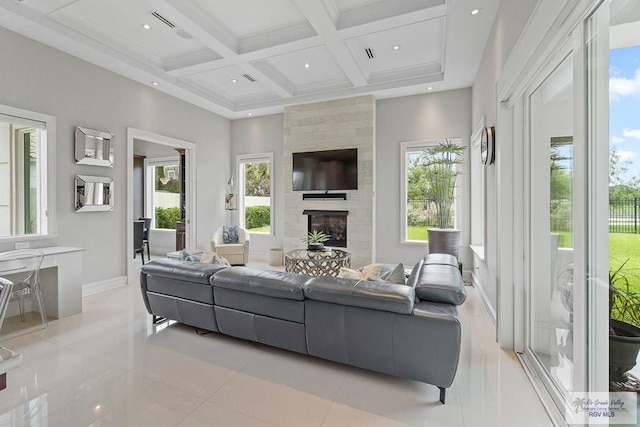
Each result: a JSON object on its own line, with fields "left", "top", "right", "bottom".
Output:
{"left": 283, "top": 96, "right": 375, "bottom": 268}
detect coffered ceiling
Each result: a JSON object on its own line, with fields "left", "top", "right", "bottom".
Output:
{"left": 0, "top": 0, "right": 499, "bottom": 119}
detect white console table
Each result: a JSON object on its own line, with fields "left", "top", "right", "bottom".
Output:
{"left": 39, "top": 247, "right": 85, "bottom": 319}
{"left": 0, "top": 246, "right": 84, "bottom": 320}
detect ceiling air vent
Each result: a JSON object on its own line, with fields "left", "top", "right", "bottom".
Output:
{"left": 242, "top": 74, "right": 256, "bottom": 82}
{"left": 364, "top": 48, "right": 375, "bottom": 59}
{"left": 151, "top": 11, "right": 175, "bottom": 28}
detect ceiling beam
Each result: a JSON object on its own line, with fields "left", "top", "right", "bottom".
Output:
{"left": 293, "top": 0, "right": 367, "bottom": 87}
{"left": 149, "top": 0, "right": 294, "bottom": 98}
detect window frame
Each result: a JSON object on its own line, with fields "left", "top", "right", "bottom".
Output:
{"left": 470, "top": 118, "right": 486, "bottom": 250}
{"left": 400, "top": 139, "right": 461, "bottom": 244}
{"left": 236, "top": 152, "right": 274, "bottom": 236}
{"left": 0, "top": 104, "right": 55, "bottom": 243}
{"left": 144, "top": 156, "right": 181, "bottom": 231}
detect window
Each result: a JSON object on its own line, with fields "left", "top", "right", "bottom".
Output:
{"left": 401, "top": 139, "right": 463, "bottom": 242}
{"left": 0, "top": 105, "right": 54, "bottom": 241}
{"left": 237, "top": 153, "right": 273, "bottom": 234}
{"left": 145, "top": 157, "right": 181, "bottom": 230}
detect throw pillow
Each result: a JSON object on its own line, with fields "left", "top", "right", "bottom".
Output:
{"left": 338, "top": 264, "right": 382, "bottom": 280}
{"left": 337, "top": 267, "right": 363, "bottom": 280}
{"left": 200, "top": 250, "right": 231, "bottom": 266}
{"left": 223, "top": 225, "right": 239, "bottom": 243}
{"left": 380, "top": 263, "right": 406, "bottom": 285}
{"left": 179, "top": 250, "right": 201, "bottom": 262}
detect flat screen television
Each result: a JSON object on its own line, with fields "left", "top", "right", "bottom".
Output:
{"left": 293, "top": 148, "right": 358, "bottom": 191}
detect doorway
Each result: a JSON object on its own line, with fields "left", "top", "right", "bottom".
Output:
{"left": 126, "top": 128, "right": 197, "bottom": 284}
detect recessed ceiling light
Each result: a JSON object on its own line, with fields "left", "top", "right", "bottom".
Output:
{"left": 142, "top": 24, "right": 151, "bottom": 30}
{"left": 231, "top": 79, "right": 237, "bottom": 83}
{"left": 304, "top": 63, "right": 310, "bottom": 69}
{"left": 471, "top": 8, "right": 481, "bottom": 15}
{"left": 151, "top": 81, "right": 159, "bottom": 86}
{"left": 393, "top": 45, "right": 400, "bottom": 50}
{"left": 427, "top": 86, "right": 433, "bottom": 91}
{"left": 248, "top": 113, "right": 253, "bottom": 116}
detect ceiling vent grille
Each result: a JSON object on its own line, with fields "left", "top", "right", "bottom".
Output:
{"left": 242, "top": 74, "right": 256, "bottom": 82}
{"left": 151, "top": 11, "right": 175, "bottom": 28}
{"left": 364, "top": 48, "right": 375, "bottom": 59}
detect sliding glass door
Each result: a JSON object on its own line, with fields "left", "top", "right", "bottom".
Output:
{"left": 521, "top": 1, "right": 614, "bottom": 418}
{"left": 525, "top": 47, "right": 583, "bottom": 412}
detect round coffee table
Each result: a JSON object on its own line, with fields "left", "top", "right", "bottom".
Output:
{"left": 284, "top": 249, "right": 351, "bottom": 277}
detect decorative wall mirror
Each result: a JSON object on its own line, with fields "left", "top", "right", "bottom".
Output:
{"left": 75, "top": 175, "right": 114, "bottom": 212}
{"left": 75, "top": 126, "right": 114, "bottom": 167}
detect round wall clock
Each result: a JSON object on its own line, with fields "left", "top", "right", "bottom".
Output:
{"left": 481, "top": 126, "right": 495, "bottom": 165}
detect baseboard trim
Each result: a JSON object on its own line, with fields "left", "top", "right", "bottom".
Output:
{"left": 82, "top": 276, "right": 127, "bottom": 297}
{"left": 471, "top": 270, "right": 497, "bottom": 332}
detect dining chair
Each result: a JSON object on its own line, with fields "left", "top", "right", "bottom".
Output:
{"left": 133, "top": 220, "right": 146, "bottom": 264}
{"left": 139, "top": 217, "right": 151, "bottom": 262}
{"left": 0, "top": 277, "right": 14, "bottom": 332}
{"left": 0, "top": 249, "right": 47, "bottom": 327}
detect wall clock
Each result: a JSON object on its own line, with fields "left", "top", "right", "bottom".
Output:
{"left": 481, "top": 126, "right": 495, "bottom": 165}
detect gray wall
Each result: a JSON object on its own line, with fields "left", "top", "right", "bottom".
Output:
{"left": 0, "top": 27, "right": 230, "bottom": 285}
{"left": 376, "top": 89, "right": 472, "bottom": 268}
{"left": 471, "top": 0, "right": 539, "bottom": 312}
{"left": 230, "top": 114, "right": 284, "bottom": 259}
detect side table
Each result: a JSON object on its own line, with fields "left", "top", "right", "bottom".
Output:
{"left": 284, "top": 249, "right": 351, "bottom": 277}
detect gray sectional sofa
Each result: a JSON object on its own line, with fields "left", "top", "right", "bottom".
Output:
{"left": 139, "top": 253, "right": 466, "bottom": 404}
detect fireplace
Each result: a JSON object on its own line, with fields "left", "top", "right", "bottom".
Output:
{"left": 303, "top": 210, "right": 348, "bottom": 248}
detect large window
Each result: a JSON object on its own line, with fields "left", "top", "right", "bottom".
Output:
{"left": 237, "top": 153, "right": 273, "bottom": 235}
{"left": 401, "top": 139, "right": 463, "bottom": 242}
{"left": 145, "top": 158, "right": 181, "bottom": 229}
{"left": 0, "top": 105, "right": 53, "bottom": 240}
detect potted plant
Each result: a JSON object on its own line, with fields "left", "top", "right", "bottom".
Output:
{"left": 609, "top": 259, "right": 640, "bottom": 384}
{"left": 302, "top": 231, "right": 330, "bottom": 251}
{"left": 420, "top": 140, "right": 465, "bottom": 259}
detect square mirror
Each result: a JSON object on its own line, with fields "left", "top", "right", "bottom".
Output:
{"left": 75, "top": 126, "right": 114, "bottom": 167}
{"left": 75, "top": 175, "right": 114, "bottom": 212}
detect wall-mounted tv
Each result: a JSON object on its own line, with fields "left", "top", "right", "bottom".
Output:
{"left": 293, "top": 148, "right": 358, "bottom": 191}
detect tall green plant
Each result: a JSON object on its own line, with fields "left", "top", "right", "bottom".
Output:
{"left": 419, "top": 140, "right": 465, "bottom": 229}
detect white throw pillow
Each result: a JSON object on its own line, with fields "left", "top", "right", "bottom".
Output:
{"left": 200, "top": 250, "right": 230, "bottom": 266}
{"left": 338, "top": 264, "right": 382, "bottom": 280}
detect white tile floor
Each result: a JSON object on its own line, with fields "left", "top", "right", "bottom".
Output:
{"left": 0, "top": 259, "right": 553, "bottom": 427}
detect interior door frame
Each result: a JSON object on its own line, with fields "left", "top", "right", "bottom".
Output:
{"left": 126, "top": 128, "right": 197, "bottom": 284}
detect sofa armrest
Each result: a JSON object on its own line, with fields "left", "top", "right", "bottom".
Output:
{"left": 414, "top": 264, "right": 466, "bottom": 305}
{"left": 210, "top": 228, "right": 223, "bottom": 249}
{"left": 303, "top": 277, "right": 415, "bottom": 314}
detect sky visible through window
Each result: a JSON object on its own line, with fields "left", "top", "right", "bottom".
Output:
{"left": 610, "top": 45, "right": 640, "bottom": 181}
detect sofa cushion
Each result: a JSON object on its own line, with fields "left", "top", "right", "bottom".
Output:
{"left": 303, "top": 277, "right": 415, "bottom": 314}
{"left": 211, "top": 267, "right": 307, "bottom": 301}
{"left": 414, "top": 264, "right": 466, "bottom": 305}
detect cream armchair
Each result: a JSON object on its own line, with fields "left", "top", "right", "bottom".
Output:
{"left": 210, "top": 226, "right": 250, "bottom": 265}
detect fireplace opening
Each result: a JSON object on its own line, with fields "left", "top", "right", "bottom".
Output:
{"left": 304, "top": 210, "right": 348, "bottom": 248}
